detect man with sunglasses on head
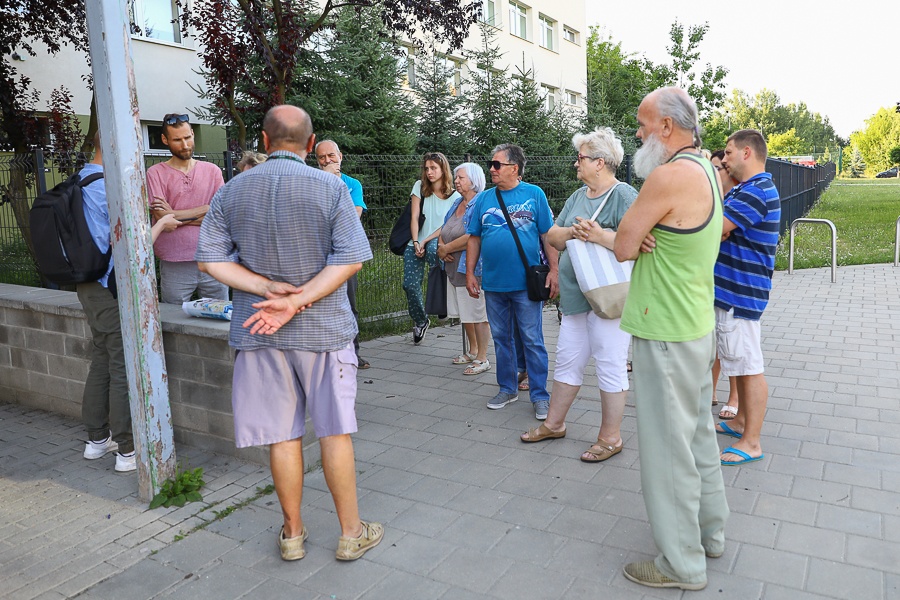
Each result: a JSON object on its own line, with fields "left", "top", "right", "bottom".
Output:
{"left": 147, "top": 113, "right": 228, "bottom": 304}
{"left": 465, "top": 143, "right": 559, "bottom": 420}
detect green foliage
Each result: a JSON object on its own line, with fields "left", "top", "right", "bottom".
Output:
{"left": 767, "top": 128, "right": 805, "bottom": 158}
{"left": 149, "top": 466, "right": 205, "bottom": 510}
{"left": 850, "top": 107, "right": 900, "bottom": 175}
{"left": 849, "top": 146, "right": 866, "bottom": 178}
{"left": 413, "top": 42, "right": 466, "bottom": 155}
{"left": 657, "top": 20, "right": 729, "bottom": 119}
{"left": 290, "top": 7, "right": 417, "bottom": 156}
{"left": 585, "top": 28, "right": 661, "bottom": 146}
{"left": 890, "top": 146, "right": 900, "bottom": 166}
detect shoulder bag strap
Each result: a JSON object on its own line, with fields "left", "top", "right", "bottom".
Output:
{"left": 587, "top": 181, "right": 624, "bottom": 222}
{"left": 495, "top": 187, "right": 531, "bottom": 269}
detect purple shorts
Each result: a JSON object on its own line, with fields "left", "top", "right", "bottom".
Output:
{"left": 231, "top": 344, "right": 358, "bottom": 447}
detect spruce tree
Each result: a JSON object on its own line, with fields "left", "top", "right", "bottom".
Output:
{"left": 290, "top": 6, "right": 417, "bottom": 156}
{"left": 464, "top": 23, "right": 511, "bottom": 155}
{"left": 413, "top": 42, "right": 466, "bottom": 156}
{"left": 506, "top": 62, "right": 555, "bottom": 156}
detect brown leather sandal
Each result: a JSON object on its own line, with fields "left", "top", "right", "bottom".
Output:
{"left": 580, "top": 438, "right": 622, "bottom": 462}
{"left": 520, "top": 423, "right": 566, "bottom": 443}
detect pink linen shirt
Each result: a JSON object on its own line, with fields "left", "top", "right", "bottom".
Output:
{"left": 147, "top": 161, "right": 224, "bottom": 262}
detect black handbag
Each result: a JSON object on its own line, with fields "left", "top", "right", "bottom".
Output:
{"left": 495, "top": 187, "right": 551, "bottom": 303}
{"left": 424, "top": 264, "right": 448, "bottom": 318}
{"left": 388, "top": 196, "right": 425, "bottom": 256}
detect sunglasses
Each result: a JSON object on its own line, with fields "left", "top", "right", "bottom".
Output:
{"left": 487, "top": 160, "right": 515, "bottom": 170}
{"left": 163, "top": 114, "right": 190, "bottom": 126}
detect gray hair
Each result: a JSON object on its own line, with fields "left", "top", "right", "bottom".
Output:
{"left": 315, "top": 139, "right": 340, "bottom": 153}
{"left": 492, "top": 143, "right": 527, "bottom": 177}
{"left": 236, "top": 151, "right": 267, "bottom": 171}
{"left": 571, "top": 127, "right": 625, "bottom": 171}
{"left": 655, "top": 87, "right": 702, "bottom": 146}
{"left": 453, "top": 162, "right": 486, "bottom": 194}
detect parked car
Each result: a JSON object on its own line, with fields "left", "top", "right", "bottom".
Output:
{"left": 876, "top": 167, "right": 899, "bottom": 178}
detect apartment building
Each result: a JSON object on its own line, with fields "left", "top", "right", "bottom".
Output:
{"left": 7, "top": 0, "right": 587, "bottom": 151}
{"left": 408, "top": 0, "right": 588, "bottom": 113}
{"left": 6, "top": 0, "right": 225, "bottom": 153}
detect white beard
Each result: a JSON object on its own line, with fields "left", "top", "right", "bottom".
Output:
{"left": 633, "top": 134, "right": 670, "bottom": 179}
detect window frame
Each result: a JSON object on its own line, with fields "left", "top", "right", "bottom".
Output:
{"left": 480, "top": 0, "right": 498, "bottom": 26}
{"left": 508, "top": 1, "right": 528, "bottom": 40}
{"left": 539, "top": 15, "right": 555, "bottom": 51}
{"left": 563, "top": 26, "right": 579, "bottom": 45}
{"left": 130, "top": 0, "right": 183, "bottom": 45}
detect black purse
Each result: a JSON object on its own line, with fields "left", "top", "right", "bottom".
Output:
{"left": 424, "top": 264, "right": 448, "bottom": 318}
{"left": 495, "top": 188, "right": 551, "bottom": 303}
{"left": 388, "top": 195, "right": 425, "bottom": 256}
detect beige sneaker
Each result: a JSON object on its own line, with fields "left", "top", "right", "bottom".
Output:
{"left": 335, "top": 521, "right": 384, "bottom": 561}
{"left": 623, "top": 561, "right": 706, "bottom": 591}
{"left": 277, "top": 526, "right": 308, "bottom": 561}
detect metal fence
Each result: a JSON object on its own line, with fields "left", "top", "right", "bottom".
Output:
{"left": 0, "top": 149, "right": 834, "bottom": 329}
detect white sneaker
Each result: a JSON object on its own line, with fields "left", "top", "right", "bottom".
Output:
{"left": 115, "top": 452, "right": 136, "bottom": 473}
{"left": 84, "top": 436, "right": 118, "bottom": 460}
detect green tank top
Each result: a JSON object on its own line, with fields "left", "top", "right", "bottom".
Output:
{"left": 620, "top": 153, "right": 723, "bottom": 342}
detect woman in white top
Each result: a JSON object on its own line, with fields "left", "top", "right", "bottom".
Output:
{"left": 405, "top": 152, "right": 461, "bottom": 344}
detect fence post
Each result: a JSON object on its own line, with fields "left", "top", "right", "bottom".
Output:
{"left": 33, "top": 148, "right": 47, "bottom": 195}
{"left": 625, "top": 154, "right": 633, "bottom": 185}
{"left": 224, "top": 150, "right": 233, "bottom": 182}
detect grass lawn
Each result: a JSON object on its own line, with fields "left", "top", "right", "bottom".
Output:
{"left": 774, "top": 178, "right": 900, "bottom": 270}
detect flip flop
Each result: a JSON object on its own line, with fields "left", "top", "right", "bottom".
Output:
{"left": 520, "top": 423, "right": 566, "bottom": 443}
{"left": 716, "top": 422, "right": 743, "bottom": 439}
{"left": 720, "top": 446, "right": 763, "bottom": 466}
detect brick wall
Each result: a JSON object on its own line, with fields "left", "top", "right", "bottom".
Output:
{"left": 0, "top": 284, "right": 320, "bottom": 468}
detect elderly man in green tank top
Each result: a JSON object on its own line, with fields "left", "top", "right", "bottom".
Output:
{"left": 613, "top": 87, "right": 729, "bottom": 591}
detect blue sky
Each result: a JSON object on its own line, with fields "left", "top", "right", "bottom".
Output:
{"left": 586, "top": 1, "right": 898, "bottom": 138}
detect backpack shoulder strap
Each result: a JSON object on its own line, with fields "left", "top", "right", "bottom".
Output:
{"left": 78, "top": 172, "right": 104, "bottom": 187}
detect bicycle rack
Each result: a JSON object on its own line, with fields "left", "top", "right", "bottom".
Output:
{"left": 894, "top": 216, "right": 900, "bottom": 267}
{"left": 788, "top": 218, "right": 837, "bottom": 283}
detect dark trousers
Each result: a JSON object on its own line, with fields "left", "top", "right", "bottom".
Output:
{"left": 76, "top": 281, "right": 133, "bottom": 454}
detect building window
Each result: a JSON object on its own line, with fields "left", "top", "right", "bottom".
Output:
{"left": 509, "top": 2, "right": 527, "bottom": 40}
{"left": 442, "top": 56, "right": 463, "bottom": 96}
{"left": 539, "top": 15, "right": 555, "bottom": 51}
{"left": 566, "top": 90, "right": 579, "bottom": 106}
{"left": 130, "top": 0, "right": 181, "bottom": 44}
{"left": 480, "top": 0, "right": 497, "bottom": 26}
{"left": 402, "top": 46, "right": 416, "bottom": 89}
{"left": 563, "top": 26, "right": 578, "bottom": 45}
{"left": 542, "top": 85, "right": 557, "bottom": 111}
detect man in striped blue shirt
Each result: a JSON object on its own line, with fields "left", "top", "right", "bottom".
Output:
{"left": 713, "top": 129, "right": 780, "bottom": 466}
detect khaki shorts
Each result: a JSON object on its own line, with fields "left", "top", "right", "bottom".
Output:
{"left": 231, "top": 344, "right": 358, "bottom": 447}
{"left": 715, "top": 307, "right": 764, "bottom": 377}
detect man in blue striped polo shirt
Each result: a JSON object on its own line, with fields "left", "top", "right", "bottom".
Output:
{"left": 713, "top": 129, "right": 780, "bottom": 466}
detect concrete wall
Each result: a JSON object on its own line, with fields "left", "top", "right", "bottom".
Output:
{"left": 0, "top": 284, "right": 320, "bottom": 468}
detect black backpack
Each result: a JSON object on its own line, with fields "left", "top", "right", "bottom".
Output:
{"left": 29, "top": 171, "right": 111, "bottom": 285}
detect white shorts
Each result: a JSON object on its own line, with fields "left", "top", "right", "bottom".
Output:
{"left": 447, "top": 284, "right": 487, "bottom": 323}
{"left": 553, "top": 311, "right": 631, "bottom": 392}
{"left": 715, "top": 306, "right": 764, "bottom": 376}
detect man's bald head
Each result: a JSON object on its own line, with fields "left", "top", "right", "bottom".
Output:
{"left": 262, "top": 105, "right": 314, "bottom": 154}
{"left": 645, "top": 87, "right": 701, "bottom": 145}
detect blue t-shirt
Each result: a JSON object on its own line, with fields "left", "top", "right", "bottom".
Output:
{"left": 78, "top": 163, "right": 114, "bottom": 288}
{"left": 340, "top": 173, "right": 366, "bottom": 211}
{"left": 714, "top": 172, "right": 781, "bottom": 320}
{"left": 466, "top": 182, "right": 554, "bottom": 292}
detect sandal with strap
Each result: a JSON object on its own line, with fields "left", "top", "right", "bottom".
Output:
{"left": 580, "top": 438, "right": 622, "bottom": 463}
{"left": 517, "top": 372, "right": 530, "bottom": 390}
{"left": 520, "top": 423, "right": 566, "bottom": 443}
{"left": 463, "top": 359, "right": 491, "bottom": 375}
{"left": 718, "top": 405, "right": 738, "bottom": 420}
{"left": 452, "top": 353, "right": 476, "bottom": 365}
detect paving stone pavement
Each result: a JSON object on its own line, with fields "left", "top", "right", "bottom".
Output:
{"left": 1, "top": 264, "right": 899, "bottom": 599}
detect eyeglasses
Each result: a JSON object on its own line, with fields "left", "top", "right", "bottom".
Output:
{"left": 487, "top": 160, "right": 516, "bottom": 170}
{"left": 163, "top": 114, "right": 190, "bottom": 126}
{"left": 575, "top": 154, "right": 601, "bottom": 163}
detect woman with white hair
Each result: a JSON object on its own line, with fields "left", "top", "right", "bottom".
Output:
{"left": 437, "top": 162, "right": 492, "bottom": 374}
{"left": 520, "top": 127, "right": 637, "bottom": 462}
